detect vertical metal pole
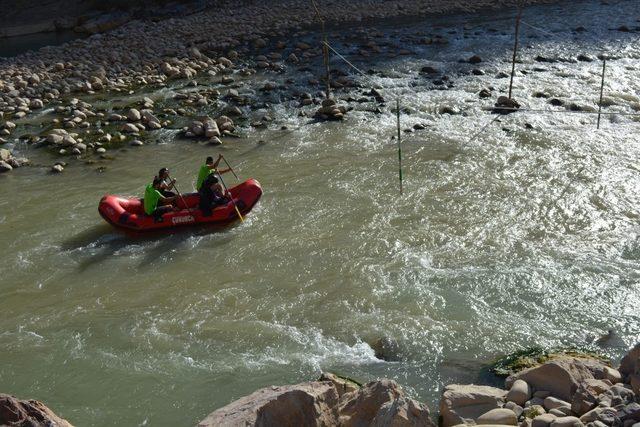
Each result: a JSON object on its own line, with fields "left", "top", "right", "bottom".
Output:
{"left": 597, "top": 57, "right": 607, "bottom": 129}
{"left": 396, "top": 98, "right": 403, "bottom": 195}
{"left": 312, "top": 0, "right": 331, "bottom": 98}
{"left": 508, "top": 5, "right": 523, "bottom": 100}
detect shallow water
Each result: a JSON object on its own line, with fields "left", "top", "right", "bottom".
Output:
{"left": 1, "top": 1, "right": 640, "bottom": 425}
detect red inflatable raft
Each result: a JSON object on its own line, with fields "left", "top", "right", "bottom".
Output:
{"left": 99, "top": 178, "right": 262, "bottom": 231}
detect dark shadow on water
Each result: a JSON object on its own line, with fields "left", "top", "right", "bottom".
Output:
{"left": 62, "top": 222, "right": 238, "bottom": 272}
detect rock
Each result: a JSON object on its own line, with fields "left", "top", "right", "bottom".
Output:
{"left": 468, "top": 55, "right": 483, "bottom": 64}
{"left": 420, "top": 66, "right": 440, "bottom": 74}
{"left": 96, "top": 147, "right": 106, "bottom": 154}
{"left": 121, "top": 123, "right": 139, "bottom": 133}
{"left": 338, "top": 379, "right": 403, "bottom": 427}
{"left": 371, "top": 396, "right": 435, "bottom": 427}
{"left": 203, "top": 118, "right": 220, "bottom": 138}
{"left": 318, "top": 373, "right": 359, "bottom": 397}
{"left": 506, "top": 401, "right": 524, "bottom": 418}
{"left": 533, "top": 414, "right": 558, "bottom": 427}
{"left": 506, "top": 357, "right": 610, "bottom": 402}
{"left": 577, "top": 54, "right": 594, "bottom": 62}
{"left": 508, "top": 380, "right": 532, "bottom": 406}
{"left": 440, "top": 384, "right": 506, "bottom": 427}
{"left": 603, "top": 367, "right": 621, "bottom": 384}
{"left": 479, "top": 88, "right": 492, "bottom": 98}
{"left": 30, "top": 99, "right": 44, "bottom": 109}
{"left": 620, "top": 344, "right": 640, "bottom": 380}
{"left": 571, "top": 379, "right": 611, "bottom": 416}
{"left": 0, "top": 160, "right": 12, "bottom": 173}
{"left": 580, "top": 408, "right": 604, "bottom": 423}
{"left": 0, "top": 394, "right": 73, "bottom": 426}
{"left": 551, "top": 416, "right": 584, "bottom": 427}
{"left": 198, "top": 380, "right": 340, "bottom": 426}
{"left": 551, "top": 408, "right": 572, "bottom": 417}
{"left": 51, "top": 164, "right": 64, "bottom": 173}
{"left": 370, "top": 337, "right": 401, "bottom": 361}
{"left": 130, "top": 140, "right": 144, "bottom": 147}
{"left": 524, "top": 405, "right": 547, "bottom": 419}
{"left": 544, "top": 397, "right": 571, "bottom": 411}
{"left": 127, "top": 108, "right": 141, "bottom": 121}
{"left": 478, "top": 408, "right": 519, "bottom": 425}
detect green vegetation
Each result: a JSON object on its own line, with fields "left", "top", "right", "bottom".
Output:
{"left": 489, "top": 346, "right": 610, "bottom": 377}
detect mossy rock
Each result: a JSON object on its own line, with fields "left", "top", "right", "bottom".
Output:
{"left": 489, "top": 346, "right": 610, "bottom": 377}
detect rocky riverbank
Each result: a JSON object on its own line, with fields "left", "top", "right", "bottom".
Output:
{"left": 199, "top": 342, "right": 640, "bottom": 427}
{"left": 0, "top": 0, "right": 565, "bottom": 174}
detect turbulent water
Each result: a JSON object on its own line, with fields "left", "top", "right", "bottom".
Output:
{"left": 1, "top": 0, "right": 640, "bottom": 425}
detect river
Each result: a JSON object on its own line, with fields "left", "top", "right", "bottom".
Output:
{"left": 1, "top": 0, "right": 639, "bottom": 425}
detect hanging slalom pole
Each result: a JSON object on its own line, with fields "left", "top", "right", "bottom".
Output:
{"left": 597, "top": 57, "right": 607, "bottom": 129}
{"left": 508, "top": 3, "right": 524, "bottom": 100}
{"left": 311, "top": 0, "right": 331, "bottom": 98}
{"left": 396, "top": 99, "right": 403, "bottom": 195}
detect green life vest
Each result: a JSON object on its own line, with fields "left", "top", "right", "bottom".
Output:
{"left": 144, "top": 184, "right": 163, "bottom": 215}
{"left": 197, "top": 164, "right": 215, "bottom": 190}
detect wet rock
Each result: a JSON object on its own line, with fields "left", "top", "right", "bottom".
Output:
{"left": 130, "top": 140, "right": 144, "bottom": 147}
{"left": 0, "top": 161, "right": 12, "bottom": 173}
{"left": 468, "top": 55, "right": 483, "bottom": 64}
{"left": 472, "top": 68, "right": 486, "bottom": 75}
{"left": 496, "top": 72, "right": 510, "bottom": 78}
{"left": 0, "top": 394, "right": 73, "bottom": 426}
{"left": 618, "top": 26, "right": 630, "bottom": 32}
{"left": 51, "top": 164, "right": 64, "bottom": 173}
{"left": 440, "top": 384, "right": 506, "bottom": 427}
{"left": 535, "top": 55, "right": 557, "bottom": 63}
{"left": 549, "top": 98, "right": 564, "bottom": 106}
{"left": 479, "top": 88, "right": 492, "bottom": 99}
{"left": 577, "top": 54, "right": 594, "bottom": 62}
{"left": 420, "top": 66, "right": 440, "bottom": 75}
{"left": 370, "top": 337, "right": 401, "bottom": 361}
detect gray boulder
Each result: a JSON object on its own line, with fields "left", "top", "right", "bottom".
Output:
{"left": 439, "top": 384, "right": 506, "bottom": 427}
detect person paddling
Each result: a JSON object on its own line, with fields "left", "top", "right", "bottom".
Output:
{"left": 144, "top": 177, "right": 177, "bottom": 221}
{"left": 198, "top": 174, "right": 230, "bottom": 216}
{"left": 196, "top": 155, "right": 231, "bottom": 191}
{"left": 156, "top": 167, "right": 177, "bottom": 197}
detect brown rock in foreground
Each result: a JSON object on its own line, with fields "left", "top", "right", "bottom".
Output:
{"left": 0, "top": 393, "right": 73, "bottom": 427}
{"left": 198, "top": 373, "right": 435, "bottom": 427}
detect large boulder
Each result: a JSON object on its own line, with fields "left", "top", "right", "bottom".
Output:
{"left": 338, "top": 379, "right": 403, "bottom": 427}
{"left": 197, "top": 381, "right": 340, "bottom": 426}
{"left": 620, "top": 343, "right": 640, "bottom": 380}
{"left": 506, "top": 357, "right": 610, "bottom": 402}
{"left": 0, "top": 393, "right": 73, "bottom": 426}
{"left": 371, "top": 396, "right": 435, "bottom": 427}
{"left": 439, "top": 384, "right": 506, "bottom": 427}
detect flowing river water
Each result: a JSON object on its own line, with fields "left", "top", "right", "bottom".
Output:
{"left": 1, "top": 0, "right": 640, "bottom": 425}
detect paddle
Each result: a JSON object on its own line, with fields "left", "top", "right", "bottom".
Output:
{"left": 221, "top": 155, "right": 240, "bottom": 182}
{"left": 216, "top": 170, "right": 244, "bottom": 222}
{"left": 167, "top": 175, "right": 189, "bottom": 211}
